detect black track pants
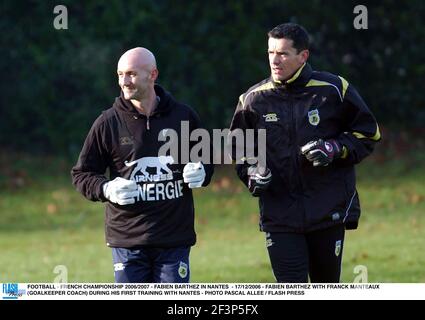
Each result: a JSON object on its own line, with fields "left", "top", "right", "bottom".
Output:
{"left": 266, "top": 224, "right": 345, "bottom": 283}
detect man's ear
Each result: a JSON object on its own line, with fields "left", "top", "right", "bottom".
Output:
{"left": 150, "top": 68, "right": 159, "bottom": 81}
{"left": 300, "top": 49, "right": 309, "bottom": 63}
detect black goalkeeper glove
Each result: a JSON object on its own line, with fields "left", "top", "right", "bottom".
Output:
{"left": 301, "top": 139, "right": 343, "bottom": 167}
{"left": 247, "top": 165, "right": 272, "bottom": 197}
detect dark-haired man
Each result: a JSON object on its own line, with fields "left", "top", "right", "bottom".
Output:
{"left": 230, "top": 23, "right": 380, "bottom": 282}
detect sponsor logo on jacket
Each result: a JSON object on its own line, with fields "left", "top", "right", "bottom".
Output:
{"left": 263, "top": 113, "right": 279, "bottom": 122}
{"left": 125, "top": 156, "right": 183, "bottom": 202}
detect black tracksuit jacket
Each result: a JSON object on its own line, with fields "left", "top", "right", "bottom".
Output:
{"left": 230, "top": 63, "right": 380, "bottom": 233}
{"left": 71, "top": 85, "right": 213, "bottom": 248}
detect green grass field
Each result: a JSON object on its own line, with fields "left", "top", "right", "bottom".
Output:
{"left": 0, "top": 154, "right": 424, "bottom": 283}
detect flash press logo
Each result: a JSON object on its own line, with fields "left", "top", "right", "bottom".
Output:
{"left": 2, "top": 283, "right": 26, "bottom": 299}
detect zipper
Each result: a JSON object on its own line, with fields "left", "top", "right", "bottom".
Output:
{"left": 146, "top": 96, "right": 161, "bottom": 131}
{"left": 289, "top": 100, "right": 299, "bottom": 181}
{"left": 289, "top": 95, "right": 306, "bottom": 231}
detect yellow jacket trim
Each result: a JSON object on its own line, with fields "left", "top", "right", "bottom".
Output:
{"left": 286, "top": 63, "right": 306, "bottom": 84}
{"left": 239, "top": 81, "right": 274, "bottom": 108}
{"left": 306, "top": 79, "right": 343, "bottom": 102}
{"left": 353, "top": 124, "right": 381, "bottom": 141}
{"left": 338, "top": 76, "right": 349, "bottom": 98}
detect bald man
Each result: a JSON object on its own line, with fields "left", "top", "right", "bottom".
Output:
{"left": 71, "top": 47, "right": 214, "bottom": 283}
{"left": 117, "top": 48, "right": 158, "bottom": 113}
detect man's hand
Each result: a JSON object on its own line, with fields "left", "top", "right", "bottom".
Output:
{"left": 183, "top": 162, "right": 206, "bottom": 188}
{"left": 247, "top": 165, "right": 272, "bottom": 197}
{"left": 301, "top": 139, "right": 343, "bottom": 167}
{"left": 102, "top": 177, "right": 139, "bottom": 205}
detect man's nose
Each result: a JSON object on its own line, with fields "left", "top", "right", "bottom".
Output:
{"left": 122, "top": 75, "right": 131, "bottom": 86}
{"left": 271, "top": 54, "right": 280, "bottom": 65}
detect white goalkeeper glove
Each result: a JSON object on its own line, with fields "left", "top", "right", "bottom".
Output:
{"left": 102, "top": 177, "right": 139, "bottom": 205}
{"left": 183, "top": 162, "right": 206, "bottom": 188}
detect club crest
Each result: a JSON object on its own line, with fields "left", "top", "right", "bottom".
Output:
{"left": 178, "top": 261, "right": 188, "bottom": 278}
{"left": 335, "top": 240, "right": 342, "bottom": 257}
{"left": 308, "top": 109, "right": 320, "bottom": 126}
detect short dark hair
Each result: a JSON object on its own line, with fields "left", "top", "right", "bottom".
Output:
{"left": 268, "top": 23, "right": 310, "bottom": 53}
